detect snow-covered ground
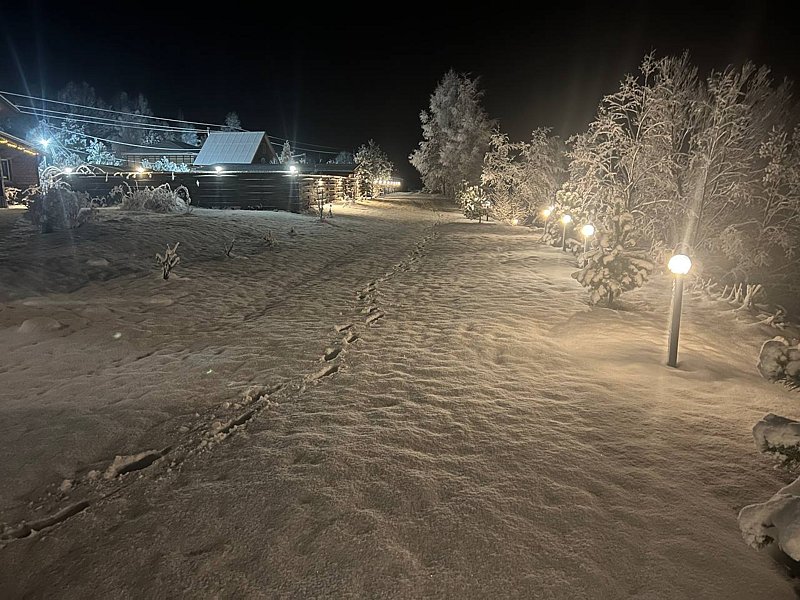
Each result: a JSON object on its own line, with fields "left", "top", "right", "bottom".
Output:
{"left": 1, "top": 194, "right": 799, "bottom": 598}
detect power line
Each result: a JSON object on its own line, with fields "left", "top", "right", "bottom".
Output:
{"left": 18, "top": 110, "right": 203, "bottom": 135}
{"left": 1, "top": 90, "right": 239, "bottom": 130}
{"left": 18, "top": 106, "right": 204, "bottom": 133}
{"left": 4, "top": 90, "right": 350, "bottom": 155}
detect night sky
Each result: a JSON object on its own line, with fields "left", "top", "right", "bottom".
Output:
{"left": 1, "top": 1, "right": 797, "bottom": 185}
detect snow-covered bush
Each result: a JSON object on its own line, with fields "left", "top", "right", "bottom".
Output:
{"left": 26, "top": 183, "right": 96, "bottom": 233}
{"left": 739, "top": 475, "right": 800, "bottom": 560}
{"left": 752, "top": 413, "right": 800, "bottom": 465}
{"left": 140, "top": 157, "right": 190, "bottom": 172}
{"left": 120, "top": 184, "right": 191, "bottom": 213}
{"left": 757, "top": 336, "right": 800, "bottom": 386}
{"left": 458, "top": 184, "right": 489, "bottom": 222}
{"left": 572, "top": 211, "right": 654, "bottom": 306}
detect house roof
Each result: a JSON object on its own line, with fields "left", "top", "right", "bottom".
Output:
{"left": 0, "top": 94, "right": 22, "bottom": 117}
{"left": 193, "top": 131, "right": 269, "bottom": 165}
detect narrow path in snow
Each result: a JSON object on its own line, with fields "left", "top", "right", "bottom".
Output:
{"left": 1, "top": 195, "right": 798, "bottom": 598}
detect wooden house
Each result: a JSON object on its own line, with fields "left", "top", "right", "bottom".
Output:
{"left": 0, "top": 95, "right": 40, "bottom": 206}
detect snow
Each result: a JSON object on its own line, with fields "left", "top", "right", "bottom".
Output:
{"left": 740, "top": 476, "right": 800, "bottom": 560}
{"left": 1, "top": 194, "right": 799, "bottom": 597}
{"left": 753, "top": 414, "right": 800, "bottom": 454}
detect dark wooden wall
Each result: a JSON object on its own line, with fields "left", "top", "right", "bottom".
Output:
{"left": 0, "top": 146, "right": 40, "bottom": 189}
{"left": 62, "top": 171, "right": 353, "bottom": 212}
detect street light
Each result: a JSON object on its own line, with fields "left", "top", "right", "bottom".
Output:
{"left": 289, "top": 165, "right": 298, "bottom": 175}
{"left": 63, "top": 167, "right": 73, "bottom": 175}
{"left": 560, "top": 214, "right": 572, "bottom": 251}
{"left": 39, "top": 138, "right": 50, "bottom": 148}
{"left": 541, "top": 206, "right": 553, "bottom": 235}
{"left": 214, "top": 166, "right": 223, "bottom": 174}
{"left": 580, "top": 223, "right": 595, "bottom": 253}
{"left": 667, "top": 254, "right": 692, "bottom": 368}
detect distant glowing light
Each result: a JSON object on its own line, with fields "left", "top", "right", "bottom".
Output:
{"left": 511, "top": 218, "right": 520, "bottom": 226}
{"left": 289, "top": 165, "right": 298, "bottom": 175}
{"left": 581, "top": 224, "right": 595, "bottom": 237}
{"left": 561, "top": 214, "right": 572, "bottom": 224}
{"left": 214, "top": 166, "right": 223, "bottom": 173}
{"left": 542, "top": 208, "right": 552, "bottom": 218}
{"left": 136, "top": 166, "right": 145, "bottom": 174}
{"left": 39, "top": 138, "right": 51, "bottom": 148}
{"left": 63, "top": 167, "right": 73, "bottom": 174}
{"left": 668, "top": 254, "right": 692, "bottom": 276}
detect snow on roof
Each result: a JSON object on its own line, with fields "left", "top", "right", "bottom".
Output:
{"left": 193, "top": 131, "right": 268, "bottom": 165}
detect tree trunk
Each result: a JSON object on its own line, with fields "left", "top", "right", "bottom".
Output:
{"left": 0, "top": 174, "right": 7, "bottom": 208}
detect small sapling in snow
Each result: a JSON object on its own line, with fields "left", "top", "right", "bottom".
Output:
{"left": 224, "top": 238, "right": 236, "bottom": 257}
{"left": 156, "top": 242, "right": 181, "bottom": 279}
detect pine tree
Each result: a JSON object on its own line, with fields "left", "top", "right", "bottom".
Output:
{"left": 410, "top": 70, "right": 494, "bottom": 197}
{"left": 572, "top": 210, "right": 654, "bottom": 307}
{"left": 223, "top": 112, "right": 242, "bottom": 131}
{"left": 280, "top": 140, "right": 293, "bottom": 164}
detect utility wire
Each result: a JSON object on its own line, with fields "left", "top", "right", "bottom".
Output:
{"left": 5, "top": 90, "right": 349, "bottom": 154}
{"left": 18, "top": 110, "right": 204, "bottom": 134}
{"left": 1, "top": 90, "right": 241, "bottom": 130}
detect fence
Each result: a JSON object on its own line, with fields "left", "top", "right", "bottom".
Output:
{"left": 62, "top": 168, "right": 357, "bottom": 212}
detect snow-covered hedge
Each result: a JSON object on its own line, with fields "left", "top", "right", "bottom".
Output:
{"left": 120, "top": 184, "right": 192, "bottom": 213}
{"left": 26, "top": 183, "right": 96, "bottom": 233}
{"left": 757, "top": 337, "right": 800, "bottom": 386}
{"left": 739, "top": 476, "right": 800, "bottom": 560}
{"left": 572, "top": 211, "right": 654, "bottom": 307}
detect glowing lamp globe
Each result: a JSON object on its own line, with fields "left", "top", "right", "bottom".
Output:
{"left": 63, "top": 167, "right": 73, "bottom": 174}
{"left": 289, "top": 165, "right": 298, "bottom": 174}
{"left": 136, "top": 166, "right": 145, "bottom": 174}
{"left": 39, "top": 138, "right": 50, "bottom": 148}
{"left": 542, "top": 208, "right": 552, "bottom": 218}
{"left": 581, "top": 224, "right": 595, "bottom": 237}
{"left": 561, "top": 214, "right": 572, "bottom": 225}
{"left": 214, "top": 166, "right": 223, "bottom": 173}
{"left": 668, "top": 254, "right": 692, "bottom": 275}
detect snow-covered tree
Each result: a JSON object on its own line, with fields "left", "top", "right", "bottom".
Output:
{"left": 458, "top": 184, "right": 489, "bottom": 222}
{"left": 280, "top": 140, "right": 293, "bottom": 164}
{"left": 223, "top": 112, "right": 242, "bottom": 131}
{"left": 572, "top": 210, "right": 654, "bottom": 307}
{"left": 355, "top": 139, "right": 393, "bottom": 199}
{"left": 410, "top": 70, "right": 494, "bottom": 197}
{"left": 86, "top": 139, "right": 122, "bottom": 166}
{"left": 330, "top": 151, "right": 355, "bottom": 165}
{"left": 481, "top": 128, "right": 566, "bottom": 223}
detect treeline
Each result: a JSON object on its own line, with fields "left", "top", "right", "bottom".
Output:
{"left": 411, "top": 54, "right": 800, "bottom": 308}
{"left": 24, "top": 81, "right": 241, "bottom": 167}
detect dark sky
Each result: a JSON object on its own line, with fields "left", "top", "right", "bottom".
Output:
{"left": 1, "top": 1, "right": 797, "bottom": 185}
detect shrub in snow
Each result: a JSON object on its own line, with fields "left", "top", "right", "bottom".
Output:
{"left": 572, "top": 211, "right": 654, "bottom": 307}
{"left": 757, "top": 336, "right": 800, "bottom": 386}
{"left": 26, "top": 183, "right": 96, "bottom": 233}
{"left": 753, "top": 413, "right": 800, "bottom": 465}
{"left": 120, "top": 183, "right": 192, "bottom": 213}
{"left": 739, "top": 475, "right": 800, "bottom": 560}
{"left": 140, "top": 157, "right": 190, "bottom": 173}
{"left": 264, "top": 230, "right": 277, "bottom": 248}
{"left": 155, "top": 242, "right": 180, "bottom": 279}
{"left": 458, "top": 184, "right": 489, "bottom": 222}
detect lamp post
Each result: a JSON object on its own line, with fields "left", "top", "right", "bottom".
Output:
{"left": 580, "top": 223, "right": 595, "bottom": 253}
{"left": 667, "top": 254, "right": 692, "bottom": 368}
{"left": 560, "top": 214, "right": 572, "bottom": 251}
{"left": 542, "top": 206, "right": 553, "bottom": 236}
